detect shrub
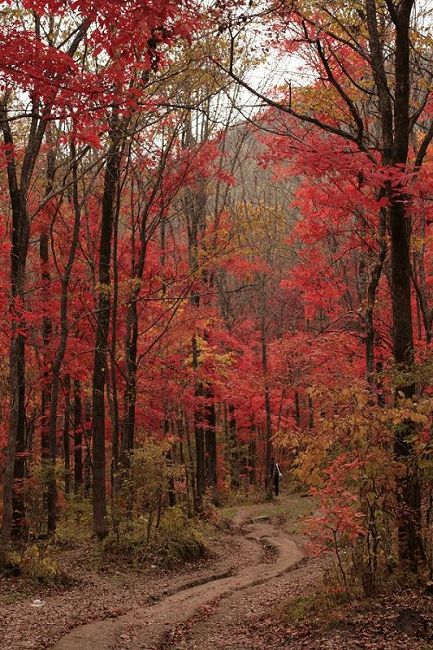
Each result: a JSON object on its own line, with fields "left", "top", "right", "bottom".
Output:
{"left": 56, "top": 497, "right": 93, "bottom": 546}
{"left": 103, "top": 506, "right": 208, "bottom": 568}
{"left": 1, "top": 544, "right": 64, "bottom": 584}
{"left": 278, "top": 588, "right": 350, "bottom": 625}
{"left": 154, "top": 507, "right": 207, "bottom": 566}
{"left": 19, "top": 545, "right": 61, "bottom": 583}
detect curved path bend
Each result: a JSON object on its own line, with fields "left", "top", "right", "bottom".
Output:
{"left": 52, "top": 511, "right": 303, "bottom": 650}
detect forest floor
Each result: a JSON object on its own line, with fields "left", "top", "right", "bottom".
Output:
{"left": 1, "top": 494, "right": 433, "bottom": 649}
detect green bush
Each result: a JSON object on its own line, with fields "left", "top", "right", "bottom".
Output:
{"left": 1, "top": 544, "right": 64, "bottom": 584}
{"left": 278, "top": 588, "right": 350, "bottom": 624}
{"left": 103, "top": 506, "right": 207, "bottom": 568}
{"left": 19, "top": 545, "right": 61, "bottom": 583}
{"left": 56, "top": 497, "right": 93, "bottom": 546}
{"left": 154, "top": 507, "right": 207, "bottom": 566}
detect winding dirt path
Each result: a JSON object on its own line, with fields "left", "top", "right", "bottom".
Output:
{"left": 52, "top": 508, "right": 303, "bottom": 650}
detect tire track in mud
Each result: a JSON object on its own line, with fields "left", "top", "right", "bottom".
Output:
{"left": 52, "top": 510, "right": 303, "bottom": 650}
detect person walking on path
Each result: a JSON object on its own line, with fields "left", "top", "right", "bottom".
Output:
{"left": 270, "top": 458, "right": 283, "bottom": 496}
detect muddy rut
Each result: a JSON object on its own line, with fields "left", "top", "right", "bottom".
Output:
{"left": 52, "top": 510, "right": 303, "bottom": 650}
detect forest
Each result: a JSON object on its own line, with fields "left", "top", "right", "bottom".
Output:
{"left": 2, "top": 0, "right": 433, "bottom": 648}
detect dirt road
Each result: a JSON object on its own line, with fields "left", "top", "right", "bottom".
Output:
{"left": 52, "top": 506, "right": 303, "bottom": 650}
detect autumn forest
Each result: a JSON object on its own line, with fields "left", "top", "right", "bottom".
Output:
{"left": 2, "top": 0, "right": 433, "bottom": 648}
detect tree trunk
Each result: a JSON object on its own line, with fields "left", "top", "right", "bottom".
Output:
{"left": 63, "top": 375, "right": 71, "bottom": 497}
{"left": 91, "top": 116, "right": 122, "bottom": 539}
{"left": 164, "top": 420, "right": 176, "bottom": 508}
{"left": 261, "top": 312, "right": 273, "bottom": 496}
{"left": 204, "top": 394, "right": 219, "bottom": 505}
{"left": 121, "top": 298, "right": 138, "bottom": 463}
{"left": 73, "top": 379, "right": 83, "bottom": 494}
{"left": 192, "top": 336, "right": 206, "bottom": 509}
{"left": 391, "top": 3, "right": 424, "bottom": 571}
{"left": 249, "top": 429, "right": 257, "bottom": 485}
{"left": 109, "top": 196, "right": 120, "bottom": 493}
{"left": 84, "top": 399, "right": 92, "bottom": 497}
{"left": 227, "top": 404, "right": 239, "bottom": 489}
{"left": 0, "top": 101, "right": 31, "bottom": 543}
{"left": 45, "top": 140, "right": 82, "bottom": 532}
{"left": 365, "top": 206, "right": 387, "bottom": 385}
{"left": 40, "top": 131, "right": 56, "bottom": 532}
{"left": 390, "top": 186, "right": 424, "bottom": 567}
{"left": 366, "top": 0, "right": 424, "bottom": 569}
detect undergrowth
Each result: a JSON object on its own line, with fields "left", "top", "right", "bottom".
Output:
{"left": 0, "top": 544, "right": 68, "bottom": 584}
{"left": 0, "top": 498, "right": 222, "bottom": 584}
{"left": 103, "top": 506, "right": 209, "bottom": 568}
{"left": 278, "top": 588, "right": 351, "bottom": 625}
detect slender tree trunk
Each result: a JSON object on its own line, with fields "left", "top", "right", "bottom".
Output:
{"left": 0, "top": 101, "right": 31, "bottom": 542}
{"left": 294, "top": 391, "right": 301, "bottom": 426}
{"left": 365, "top": 207, "right": 387, "bottom": 385}
{"left": 73, "top": 380, "right": 83, "bottom": 494}
{"left": 122, "top": 298, "right": 138, "bottom": 462}
{"left": 110, "top": 197, "right": 120, "bottom": 493}
{"left": 179, "top": 414, "right": 195, "bottom": 514}
{"left": 92, "top": 116, "right": 122, "bottom": 539}
{"left": 6, "top": 336, "right": 27, "bottom": 541}
{"left": 84, "top": 399, "right": 92, "bottom": 497}
{"left": 192, "top": 336, "right": 206, "bottom": 508}
{"left": 261, "top": 310, "right": 273, "bottom": 495}
{"left": 249, "top": 428, "right": 257, "bottom": 485}
{"left": 308, "top": 395, "right": 314, "bottom": 430}
{"left": 164, "top": 420, "right": 176, "bottom": 508}
{"left": 45, "top": 140, "right": 82, "bottom": 532}
{"left": 412, "top": 208, "right": 432, "bottom": 343}
{"left": 227, "top": 404, "right": 239, "bottom": 489}
{"left": 40, "top": 219, "right": 52, "bottom": 522}
{"left": 40, "top": 130, "right": 56, "bottom": 532}
{"left": 183, "top": 111, "right": 212, "bottom": 511}
{"left": 204, "top": 394, "right": 219, "bottom": 505}
{"left": 63, "top": 375, "right": 71, "bottom": 497}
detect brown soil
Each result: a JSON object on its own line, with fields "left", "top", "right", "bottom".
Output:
{"left": 0, "top": 519, "right": 257, "bottom": 650}
{"left": 51, "top": 506, "right": 303, "bottom": 649}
